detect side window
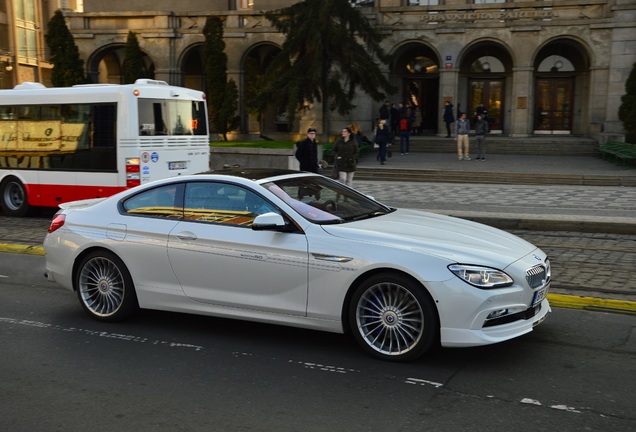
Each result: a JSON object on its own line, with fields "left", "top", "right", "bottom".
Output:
{"left": 122, "top": 185, "right": 182, "bottom": 219}
{"left": 183, "top": 182, "right": 278, "bottom": 226}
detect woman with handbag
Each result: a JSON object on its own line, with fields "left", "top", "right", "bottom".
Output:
{"left": 332, "top": 127, "right": 359, "bottom": 187}
{"left": 374, "top": 119, "right": 391, "bottom": 165}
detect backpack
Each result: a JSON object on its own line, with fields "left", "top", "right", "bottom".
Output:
{"left": 399, "top": 118, "right": 409, "bottom": 131}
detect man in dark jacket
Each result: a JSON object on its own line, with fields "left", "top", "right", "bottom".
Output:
{"left": 295, "top": 127, "right": 319, "bottom": 172}
{"left": 443, "top": 100, "right": 455, "bottom": 138}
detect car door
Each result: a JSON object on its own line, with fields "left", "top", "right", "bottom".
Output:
{"left": 167, "top": 181, "right": 309, "bottom": 316}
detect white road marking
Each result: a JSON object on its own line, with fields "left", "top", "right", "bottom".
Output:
{"left": 521, "top": 398, "right": 582, "bottom": 414}
{"left": 405, "top": 377, "right": 444, "bottom": 388}
{"left": 0, "top": 317, "right": 204, "bottom": 351}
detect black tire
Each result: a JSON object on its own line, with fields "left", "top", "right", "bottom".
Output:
{"left": 348, "top": 272, "right": 438, "bottom": 362}
{"left": 0, "top": 177, "right": 30, "bottom": 217}
{"left": 75, "top": 250, "right": 139, "bottom": 322}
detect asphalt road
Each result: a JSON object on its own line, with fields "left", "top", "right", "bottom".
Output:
{"left": 1, "top": 253, "right": 635, "bottom": 432}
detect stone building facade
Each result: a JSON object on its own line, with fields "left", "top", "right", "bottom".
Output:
{"left": 63, "top": 0, "right": 635, "bottom": 140}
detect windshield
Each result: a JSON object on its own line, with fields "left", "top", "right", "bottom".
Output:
{"left": 262, "top": 176, "right": 393, "bottom": 224}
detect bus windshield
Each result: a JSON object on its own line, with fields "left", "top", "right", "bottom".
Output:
{"left": 138, "top": 99, "right": 207, "bottom": 136}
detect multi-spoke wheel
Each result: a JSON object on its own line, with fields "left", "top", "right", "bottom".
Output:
{"left": 0, "top": 177, "right": 30, "bottom": 217}
{"left": 349, "top": 273, "right": 438, "bottom": 361}
{"left": 75, "top": 250, "right": 138, "bottom": 322}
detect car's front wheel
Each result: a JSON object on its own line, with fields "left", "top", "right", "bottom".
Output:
{"left": 75, "top": 250, "right": 139, "bottom": 322}
{"left": 349, "top": 273, "right": 438, "bottom": 361}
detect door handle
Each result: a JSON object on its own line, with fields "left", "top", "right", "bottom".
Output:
{"left": 175, "top": 232, "right": 197, "bottom": 241}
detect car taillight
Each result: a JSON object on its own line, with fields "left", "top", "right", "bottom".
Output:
{"left": 48, "top": 214, "right": 66, "bottom": 233}
{"left": 126, "top": 157, "right": 141, "bottom": 188}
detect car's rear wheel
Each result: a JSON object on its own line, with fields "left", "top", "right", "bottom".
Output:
{"left": 75, "top": 250, "right": 139, "bottom": 322}
{"left": 349, "top": 273, "right": 438, "bottom": 362}
{"left": 0, "top": 177, "right": 30, "bottom": 217}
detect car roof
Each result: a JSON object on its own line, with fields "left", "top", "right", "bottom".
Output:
{"left": 198, "top": 168, "right": 302, "bottom": 180}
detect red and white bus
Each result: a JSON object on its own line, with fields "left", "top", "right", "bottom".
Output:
{"left": 0, "top": 79, "right": 209, "bottom": 216}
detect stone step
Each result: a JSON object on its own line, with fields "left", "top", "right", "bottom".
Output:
{"left": 351, "top": 168, "right": 636, "bottom": 187}
{"left": 396, "top": 136, "right": 599, "bottom": 156}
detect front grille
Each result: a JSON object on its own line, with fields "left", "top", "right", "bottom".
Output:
{"left": 483, "top": 304, "right": 541, "bottom": 328}
{"left": 526, "top": 264, "right": 547, "bottom": 289}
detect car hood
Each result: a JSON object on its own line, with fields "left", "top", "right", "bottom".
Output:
{"left": 320, "top": 208, "right": 537, "bottom": 268}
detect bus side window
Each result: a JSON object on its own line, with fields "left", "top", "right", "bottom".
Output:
{"left": 93, "top": 104, "right": 116, "bottom": 148}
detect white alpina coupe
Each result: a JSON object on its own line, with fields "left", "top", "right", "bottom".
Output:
{"left": 44, "top": 169, "right": 551, "bottom": 361}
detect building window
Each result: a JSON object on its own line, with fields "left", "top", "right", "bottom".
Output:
{"left": 470, "top": 56, "right": 505, "bottom": 74}
{"left": 13, "top": 0, "right": 38, "bottom": 64}
{"left": 406, "top": 56, "right": 439, "bottom": 74}
{"left": 408, "top": 1, "right": 440, "bottom": 5}
{"left": 537, "top": 55, "right": 575, "bottom": 73}
{"left": 473, "top": 0, "right": 507, "bottom": 4}
{"left": 236, "top": 0, "right": 254, "bottom": 9}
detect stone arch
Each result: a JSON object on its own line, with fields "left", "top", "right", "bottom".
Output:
{"left": 180, "top": 44, "right": 204, "bottom": 91}
{"left": 388, "top": 41, "right": 442, "bottom": 134}
{"left": 532, "top": 37, "right": 592, "bottom": 134}
{"left": 240, "top": 42, "right": 286, "bottom": 134}
{"left": 457, "top": 40, "right": 514, "bottom": 132}
{"left": 86, "top": 44, "right": 155, "bottom": 85}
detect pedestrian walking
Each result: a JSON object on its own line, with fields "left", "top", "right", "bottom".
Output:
{"left": 443, "top": 100, "right": 455, "bottom": 138}
{"left": 413, "top": 105, "right": 422, "bottom": 135}
{"left": 398, "top": 114, "right": 411, "bottom": 155}
{"left": 332, "top": 127, "right": 359, "bottom": 187}
{"left": 390, "top": 103, "right": 399, "bottom": 137}
{"left": 374, "top": 119, "right": 391, "bottom": 165}
{"left": 379, "top": 100, "right": 390, "bottom": 122}
{"left": 456, "top": 112, "right": 471, "bottom": 160}
{"left": 474, "top": 114, "right": 489, "bottom": 160}
{"left": 295, "top": 127, "right": 319, "bottom": 172}
{"left": 475, "top": 101, "right": 487, "bottom": 122}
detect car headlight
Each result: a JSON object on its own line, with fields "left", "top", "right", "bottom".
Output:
{"left": 448, "top": 264, "right": 514, "bottom": 289}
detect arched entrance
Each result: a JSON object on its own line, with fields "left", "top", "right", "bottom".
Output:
{"left": 392, "top": 43, "right": 440, "bottom": 135}
{"left": 181, "top": 46, "right": 204, "bottom": 91}
{"left": 460, "top": 42, "right": 513, "bottom": 134}
{"left": 87, "top": 45, "right": 154, "bottom": 84}
{"left": 242, "top": 43, "right": 286, "bottom": 134}
{"left": 533, "top": 39, "right": 590, "bottom": 134}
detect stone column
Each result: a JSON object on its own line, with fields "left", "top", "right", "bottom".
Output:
{"left": 438, "top": 67, "right": 458, "bottom": 136}
{"left": 509, "top": 67, "right": 533, "bottom": 137}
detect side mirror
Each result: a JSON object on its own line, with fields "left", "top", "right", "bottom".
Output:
{"left": 252, "top": 212, "right": 287, "bottom": 231}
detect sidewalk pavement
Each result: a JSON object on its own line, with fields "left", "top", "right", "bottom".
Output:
{"left": 354, "top": 152, "right": 636, "bottom": 234}
{"left": 1, "top": 153, "right": 635, "bottom": 314}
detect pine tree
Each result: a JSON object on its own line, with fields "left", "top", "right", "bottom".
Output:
{"left": 618, "top": 62, "right": 636, "bottom": 143}
{"left": 123, "top": 31, "right": 147, "bottom": 84}
{"left": 263, "top": 0, "right": 396, "bottom": 139}
{"left": 44, "top": 10, "right": 86, "bottom": 87}
{"left": 202, "top": 16, "right": 239, "bottom": 141}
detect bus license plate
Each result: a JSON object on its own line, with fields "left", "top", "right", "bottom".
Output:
{"left": 169, "top": 161, "right": 188, "bottom": 170}
{"left": 532, "top": 286, "right": 549, "bottom": 307}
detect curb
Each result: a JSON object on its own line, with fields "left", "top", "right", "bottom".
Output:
{"left": 547, "top": 294, "right": 636, "bottom": 315}
{"left": 2, "top": 243, "right": 634, "bottom": 315}
{"left": 0, "top": 243, "right": 45, "bottom": 256}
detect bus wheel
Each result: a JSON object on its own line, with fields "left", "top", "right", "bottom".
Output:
{"left": 0, "top": 177, "right": 30, "bottom": 217}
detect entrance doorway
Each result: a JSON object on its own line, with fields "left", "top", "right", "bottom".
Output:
{"left": 534, "top": 77, "right": 574, "bottom": 133}
{"left": 469, "top": 79, "right": 504, "bottom": 132}
{"left": 404, "top": 78, "right": 439, "bottom": 134}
